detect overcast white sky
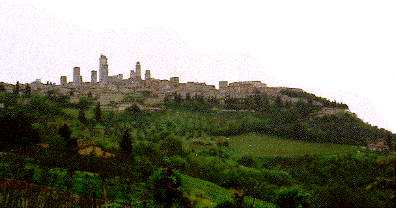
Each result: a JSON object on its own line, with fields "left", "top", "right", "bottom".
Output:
{"left": 1, "top": 0, "right": 395, "bottom": 132}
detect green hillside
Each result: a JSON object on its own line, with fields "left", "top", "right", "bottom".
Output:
{"left": 1, "top": 92, "right": 395, "bottom": 207}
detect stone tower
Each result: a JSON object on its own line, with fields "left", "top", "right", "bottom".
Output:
{"left": 91, "top": 70, "right": 97, "bottom": 83}
{"left": 145, "top": 70, "right": 151, "bottom": 80}
{"left": 99, "top": 54, "right": 108, "bottom": 84}
{"left": 60, "top": 76, "right": 67, "bottom": 86}
{"left": 130, "top": 70, "right": 135, "bottom": 79}
{"left": 73, "top": 67, "right": 82, "bottom": 86}
{"left": 135, "top": 62, "right": 141, "bottom": 80}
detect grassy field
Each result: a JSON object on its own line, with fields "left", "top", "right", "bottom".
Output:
{"left": 62, "top": 108, "right": 94, "bottom": 119}
{"left": 228, "top": 133, "right": 357, "bottom": 157}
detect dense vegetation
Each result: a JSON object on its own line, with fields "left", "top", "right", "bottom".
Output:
{"left": 163, "top": 91, "right": 394, "bottom": 146}
{"left": 0, "top": 86, "right": 395, "bottom": 207}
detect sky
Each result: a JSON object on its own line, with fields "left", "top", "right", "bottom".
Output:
{"left": 1, "top": 0, "right": 395, "bottom": 133}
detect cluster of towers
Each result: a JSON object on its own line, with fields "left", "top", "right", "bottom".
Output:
{"left": 61, "top": 54, "right": 151, "bottom": 86}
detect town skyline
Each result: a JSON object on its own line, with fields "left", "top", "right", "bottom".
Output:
{"left": 1, "top": 1, "right": 395, "bottom": 132}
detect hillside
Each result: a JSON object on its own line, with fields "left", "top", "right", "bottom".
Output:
{"left": 1, "top": 90, "right": 395, "bottom": 207}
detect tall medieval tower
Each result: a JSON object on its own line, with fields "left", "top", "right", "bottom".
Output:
{"left": 99, "top": 54, "right": 108, "bottom": 84}
{"left": 135, "top": 62, "right": 141, "bottom": 80}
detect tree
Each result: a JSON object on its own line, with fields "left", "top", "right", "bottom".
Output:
{"left": 12, "top": 81, "right": 20, "bottom": 96}
{"left": 59, "top": 124, "right": 72, "bottom": 140}
{"left": 78, "top": 108, "right": 88, "bottom": 125}
{"left": 385, "top": 134, "right": 395, "bottom": 151}
{"left": 120, "top": 130, "right": 132, "bottom": 154}
{"left": 296, "top": 99, "right": 309, "bottom": 117}
{"left": 274, "top": 188, "right": 309, "bottom": 208}
{"left": 0, "top": 92, "right": 17, "bottom": 107}
{"left": 124, "top": 104, "right": 141, "bottom": 116}
{"left": 0, "top": 83, "right": 5, "bottom": 92}
{"left": 293, "top": 123, "right": 308, "bottom": 141}
{"left": 23, "top": 84, "right": 32, "bottom": 97}
{"left": 237, "top": 156, "right": 256, "bottom": 168}
{"left": 185, "top": 92, "right": 191, "bottom": 101}
{"left": 0, "top": 111, "right": 40, "bottom": 151}
{"left": 59, "top": 124, "right": 77, "bottom": 154}
{"left": 69, "top": 89, "right": 74, "bottom": 97}
{"left": 164, "top": 93, "right": 171, "bottom": 103}
{"left": 87, "top": 91, "right": 92, "bottom": 98}
{"left": 64, "top": 168, "right": 75, "bottom": 200}
{"left": 46, "top": 89, "right": 55, "bottom": 99}
{"left": 275, "top": 95, "right": 283, "bottom": 108}
{"left": 173, "top": 92, "right": 183, "bottom": 105}
{"left": 149, "top": 167, "right": 191, "bottom": 208}
{"left": 77, "top": 97, "right": 92, "bottom": 110}
{"left": 159, "top": 135, "right": 183, "bottom": 156}
{"left": 94, "top": 102, "right": 101, "bottom": 123}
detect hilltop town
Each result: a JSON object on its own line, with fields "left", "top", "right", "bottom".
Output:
{"left": 1, "top": 54, "right": 395, "bottom": 208}
{"left": 1, "top": 54, "right": 312, "bottom": 107}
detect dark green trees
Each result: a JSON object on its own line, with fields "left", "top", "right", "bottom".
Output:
{"left": 124, "top": 104, "right": 141, "bottom": 116}
{"left": 0, "top": 111, "right": 40, "bottom": 151}
{"left": 275, "top": 95, "right": 283, "bottom": 108}
{"left": 120, "top": 130, "right": 132, "bottom": 154}
{"left": 12, "top": 81, "right": 20, "bottom": 96}
{"left": 23, "top": 84, "right": 31, "bottom": 98}
{"left": 59, "top": 124, "right": 77, "bottom": 154}
{"left": 274, "top": 188, "right": 309, "bottom": 208}
{"left": 77, "top": 97, "right": 92, "bottom": 110}
{"left": 149, "top": 167, "right": 191, "bottom": 208}
{"left": 295, "top": 99, "right": 309, "bottom": 117}
{"left": 78, "top": 108, "right": 88, "bottom": 125}
{"left": 237, "top": 156, "right": 256, "bottom": 168}
{"left": 0, "top": 83, "right": 5, "bottom": 92}
{"left": 94, "top": 102, "right": 101, "bottom": 123}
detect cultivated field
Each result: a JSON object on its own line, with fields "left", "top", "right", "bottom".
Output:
{"left": 228, "top": 133, "right": 357, "bottom": 157}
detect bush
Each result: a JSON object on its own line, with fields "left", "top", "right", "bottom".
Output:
{"left": 149, "top": 168, "right": 190, "bottom": 207}
{"left": 124, "top": 104, "right": 141, "bottom": 115}
{"left": 237, "top": 156, "right": 256, "bottom": 168}
{"left": 261, "top": 169, "right": 293, "bottom": 186}
{"left": 158, "top": 135, "right": 183, "bottom": 156}
{"left": 274, "top": 188, "right": 309, "bottom": 208}
{"left": 214, "top": 200, "right": 235, "bottom": 208}
{"left": 200, "top": 148, "right": 229, "bottom": 159}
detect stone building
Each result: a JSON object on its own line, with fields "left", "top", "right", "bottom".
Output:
{"left": 99, "top": 54, "right": 109, "bottom": 85}
{"left": 145, "top": 70, "right": 151, "bottom": 80}
{"left": 91, "top": 70, "right": 97, "bottom": 83}
{"left": 73, "top": 67, "right": 82, "bottom": 86}
{"left": 60, "top": 76, "right": 67, "bottom": 86}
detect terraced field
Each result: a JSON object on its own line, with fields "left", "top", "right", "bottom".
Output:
{"left": 228, "top": 133, "right": 357, "bottom": 157}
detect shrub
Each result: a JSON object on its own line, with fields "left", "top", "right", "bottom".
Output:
{"left": 237, "top": 156, "right": 256, "bottom": 168}
{"left": 274, "top": 188, "right": 309, "bottom": 208}
{"left": 214, "top": 200, "right": 235, "bottom": 208}
{"left": 261, "top": 169, "right": 293, "bottom": 186}
{"left": 158, "top": 135, "right": 183, "bottom": 156}
{"left": 149, "top": 168, "right": 186, "bottom": 207}
{"left": 200, "top": 148, "right": 229, "bottom": 159}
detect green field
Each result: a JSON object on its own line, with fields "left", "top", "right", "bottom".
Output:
{"left": 228, "top": 133, "right": 357, "bottom": 157}
{"left": 62, "top": 108, "right": 94, "bottom": 119}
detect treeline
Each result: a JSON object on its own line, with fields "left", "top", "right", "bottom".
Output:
{"left": 280, "top": 89, "right": 349, "bottom": 109}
